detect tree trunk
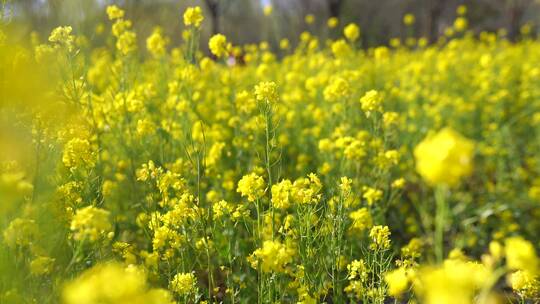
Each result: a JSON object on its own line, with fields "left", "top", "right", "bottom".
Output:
{"left": 426, "top": 0, "right": 444, "bottom": 43}
{"left": 327, "top": 0, "right": 343, "bottom": 19}
{"left": 507, "top": 0, "right": 527, "bottom": 41}
{"left": 205, "top": 0, "right": 220, "bottom": 35}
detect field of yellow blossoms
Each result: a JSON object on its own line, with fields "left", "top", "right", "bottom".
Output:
{"left": 2, "top": 4, "right": 540, "bottom": 304}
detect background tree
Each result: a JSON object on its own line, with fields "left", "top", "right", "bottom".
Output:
{"left": 327, "top": 0, "right": 344, "bottom": 18}
{"left": 204, "top": 0, "right": 220, "bottom": 35}
{"left": 425, "top": 0, "right": 446, "bottom": 43}
{"left": 506, "top": 0, "right": 533, "bottom": 40}
{"left": 5, "top": 0, "right": 540, "bottom": 49}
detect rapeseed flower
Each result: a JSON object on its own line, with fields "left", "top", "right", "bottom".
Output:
{"left": 369, "top": 225, "right": 391, "bottom": 250}
{"left": 170, "top": 272, "right": 196, "bottom": 296}
{"left": 248, "top": 240, "right": 294, "bottom": 273}
{"left": 48, "top": 26, "right": 74, "bottom": 51}
{"left": 63, "top": 263, "right": 173, "bottom": 304}
{"left": 183, "top": 6, "right": 204, "bottom": 28}
{"left": 237, "top": 173, "right": 265, "bottom": 202}
{"left": 70, "top": 206, "right": 112, "bottom": 242}
{"left": 344, "top": 23, "right": 360, "bottom": 42}
{"left": 254, "top": 81, "right": 279, "bottom": 103}
{"left": 209, "top": 34, "right": 230, "bottom": 58}
{"left": 403, "top": 14, "right": 415, "bottom": 26}
{"left": 146, "top": 28, "right": 168, "bottom": 57}
{"left": 349, "top": 207, "right": 372, "bottom": 231}
{"left": 384, "top": 267, "right": 410, "bottom": 297}
{"left": 106, "top": 5, "right": 124, "bottom": 20}
{"left": 414, "top": 128, "right": 474, "bottom": 186}
{"left": 359, "top": 90, "right": 383, "bottom": 117}
{"left": 327, "top": 17, "right": 339, "bottom": 28}
{"left": 505, "top": 237, "right": 539, "bottom": 274}
{"left": 3, "top": 218, "right": 38, "bottom": 248}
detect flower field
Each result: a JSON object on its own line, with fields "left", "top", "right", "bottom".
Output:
{"left": 2, "top": 4, "right": 540, "bottom": 304}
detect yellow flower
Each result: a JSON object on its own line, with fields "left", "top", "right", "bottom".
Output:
{"left": 414, "top": 259, "right": 490, "bottom": 304}
{"left": 384, "top": 267, "right": 410, "bottom": 297}
{"left": 70, "top": 206, "right": 112, "bottom": 242}
{"left": 116, "top": 31, "right": 137, "bottom": 55}
{"left": 3, "top": 218, "right": 38, "bottom": 248}
{"left": 359, "top": 90, "right": 383, "bottom": 117}
{"left": 508, "top": 270, "right": 540, "bottom": 298}
{"left": 414, "top": 128, "right": 474, "bottom": 186}
{"left": 327, "top": 17, "right": 339, "bottom": 28}
{"left": 48, "top": 26, "right": 74, "bottom": 51}
{"left": 344, "top": 23, "right": 360, "bottom": 42}
{"left": 305, "top": 14, "right": 315, "bottom": 25}
{"left": 401, "top": 238, "right": 423, "bottom": 258}
{"left": 391, "top": 178, "right": 406, "bottom": 189}
{"left": 183, "top": 6, "right": 204, "bottom": 28}
{"left": 209, "top": 33, "right": 230, "bottom": 58}
{"left": 146, "top": 28, "right": 168, "bottom": 57}
{"left": 106, "top": 5, "right": 125, "bottom": 20}
{"left": 454, "top": 17, "right": 468, "bottom": 32}
{"left": 62, "top": 138, "right": 95, "bottom": 169}
{"left": 362, "top": 186, "right": 382, "bottom": 206}
{"left": 324, "top": 77, "right": 350, "bottom": 101}
{"left": 349, "top": 207, "right": 372, "bottom": 231}
{"left": 263, "top": 4, "right": 273, "bottom": 16}
{"left": 290, "top": 173, "right": 322, "bottom": 205}
{"left": 343, "top": 139, "right": 366, "bottom": 160}
{"left": 170, "top": 272, "right": 196, "bottom": 296}
{"left": 369, "top": 225, "right": 391, "bottom": 250}
{"left": 383, "top": 111, "right": 399, "bottom": 126}
{"left": 331, "top": 39, "right": 351, "bottom": 57}
{"left": 213, "top": 200, "right": 233, "bottom": 220}
{"left": 457, "top": 5, "right": 467, "bottom": 16}
{"left": 254, "top": 81, "right": 279, "bottom": 103}
{"left": 403, "top": 14, "right": 415, "bottom": 26}
{"left": 489, "top": 241, "right": 503, "bottom": 260}
{"left": 112, "top": 19, "right": 132, "bottom": 37}
{"left": 271, "top": 179, "right": 293, "bottom": 209}
{"left": 505, "top": 237, "right": 539, "bottom": 274}
{"left": 279, "top": 38, "right": 289, "bottom": 50}
{"left": 136, "top": 119, "right": 156, "bottom": 136}
{"left": 237, "top": 173, "right": 265, "bottom": 202}
{"left": 248, "top": 240, "right": 294, "bottom": 273}
{"left": 63, "top": 263, "right": 174, "bottom": 304}
{"left": 339, "top": 176, "right": 352, "bottom": 194}
{"left": 206, "top": 142, "right": 226, "bottom": 168}
{"left": 347, "top": 259, "right": 367, "bottom": 281}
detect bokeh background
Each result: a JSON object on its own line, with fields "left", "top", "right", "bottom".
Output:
{"left": 3, "top": 0, "right": 540, "bottom": 49}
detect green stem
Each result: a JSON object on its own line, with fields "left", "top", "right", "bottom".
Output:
{"left": 263, "top": 100, "right": 277, "bottom": 303}
{"left": 332, "top": 195, "right": 345, "bottom": 304}
{"left": 434, "top": 185, "right": 447, "bottom": 263}
{"left": 263, "top": 101, "right": 274, "bottom": 236}
{"left": 255, "top": 198, "right": 263, "bottom": 304}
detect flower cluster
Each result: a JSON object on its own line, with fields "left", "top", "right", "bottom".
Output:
{"left": 170, "top": 272, "right": 196, "bottom": 296}
{"left": 208, "top": 34, "right": 230, "bottom": 58}
{"left": 237, "top": 173, "right": 265, "bottom": 202}
{"left": 248, "top": 240, "right": 295, "bottom": 273}
{"left": 70, "top": 206, "right": 112, "bottom": 242}
{"left": 183, "top": 6, "right": 204, "bottom": 28}
{"left": 254, "top": 81, "right": 279, "bottom": 103}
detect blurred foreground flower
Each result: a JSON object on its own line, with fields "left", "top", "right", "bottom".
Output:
{"left": 414, "top": 128, "right": 474, "bottom": 187}
{"left": 63, "top": 263, "right": 174, "bottom": 304}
